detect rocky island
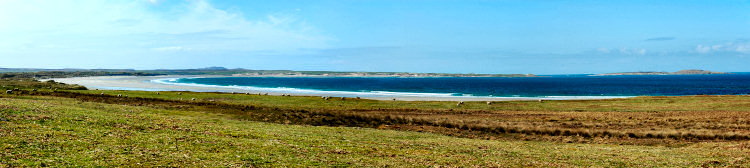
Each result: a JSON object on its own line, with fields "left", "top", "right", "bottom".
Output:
{"left": 594, "top": 69, "right": 730, "bottom": 76}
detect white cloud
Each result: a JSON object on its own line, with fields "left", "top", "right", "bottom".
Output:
{"left": 695, "top": 42, "right": 750, "bottom": 54}
{"left": 153, "top": 46, "right": 188, "bottom": 52}
{"left": 596, "top": 48, "right": 610, "bottom": 53}
{"left": 0, "top": 0, "right": 329, "bottom": 54}
{"left": 595, "top": 48, "right": 647, "bottom": 55}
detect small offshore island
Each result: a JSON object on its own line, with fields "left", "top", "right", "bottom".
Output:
{"left": 593, "top": 69, "right": 730, "bottom": 76}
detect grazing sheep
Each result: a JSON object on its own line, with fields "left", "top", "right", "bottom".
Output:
{"left": 356, "top": 97, "right": 361, "bottom": 100}
{"left": 32, "top": 89, "right": 37, "bottom": 91}
{"left": 321, "top": 96, "right": 326, "bottom": 99}
{"left": 178, "top": 93, "right": 182, "bottom": 95}
{"left": 100, "top": 92, "right": 104, "bottom": 95}
{"left": 5, "top": 90, "right": 12, "bottom": 94}
{"left": 457, "top": 101, "right": 464, "bottom": 106}
{"left": 245, "top": 93, "right": 250, "bottom": 95}
{"left": 264, "top": 93, "right": 268, "bottom": 96}
{"left": 191, "top": 98, "right": 196, "bottom": 101}
{"left": 324, "top": 97, "right": 330, "bottom": 100}
{"left": 340, "top": 97, "right": 346, "bottom": 100}
{"left": 486, "top": 101, "right": 492, "bottom": 105}
{"left": 156, "top": 92, "right": 160, "bottom": 95}
{"left": 117, "top": 94, "right": 122, "bottom": 97}
{"left": 231, "top": 92, "right": 235, "bottom": 94}
{"left": 392, "top": 98, "right": 396, "bottom": 101}
{"left": 538, "top": 99, "right": 544, "bottom": 102}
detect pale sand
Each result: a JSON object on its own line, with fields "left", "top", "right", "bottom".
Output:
{"left": 48, "top": 76, "right": 629, "bottom": 101}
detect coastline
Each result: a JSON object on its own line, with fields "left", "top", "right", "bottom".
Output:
{"left": 48, "top": 75, "right": 631, "bottom": 101}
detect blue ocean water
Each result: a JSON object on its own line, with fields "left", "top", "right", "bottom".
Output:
{"left": 158, "top": 73, "right": 750, "bottom": 98}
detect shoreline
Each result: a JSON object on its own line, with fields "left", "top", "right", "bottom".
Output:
{"left": 48, "top": 75, "right": 632, "bottom": 101}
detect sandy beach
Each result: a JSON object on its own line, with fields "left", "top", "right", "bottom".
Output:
{"left": 48, "top": 76, "right": 628, "bottom": 101}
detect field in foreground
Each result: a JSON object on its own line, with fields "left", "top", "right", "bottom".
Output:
{"left": 2, "top": 77, "right": 750, "bottom": 166}
{"left": 1, "top": 95, "right": 748, "bottom": 167}
{"left": 65, "top": 90, "right": 750, "bottom": 145}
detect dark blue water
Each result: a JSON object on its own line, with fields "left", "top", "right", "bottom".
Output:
{"left": 169, "top": 73, "right": 750, "bottom": 97}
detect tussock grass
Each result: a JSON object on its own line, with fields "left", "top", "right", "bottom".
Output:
{"left": 1, "top": 96, "right": 749, "bottom": 167}
{"left": 50, "top": 90, "right": 750, "bottom": 144}
{"left": 3, "top": 79, "right": 750, "bottom": 166}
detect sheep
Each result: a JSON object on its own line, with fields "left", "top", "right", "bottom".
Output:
{"left": 356, "top": 97, "right": 361, "bottom": 100}
{"left": 191, "top": 98, "right": 196, "bottom": 101}
{"left": 392, "top": 98, "right": 396, "bottom": 101}
{"left": 340, "top": 97, "right": 346, "bottom": 100}
{"left": 264, "top": 93, "right": 268, "bottom": 96}
{"left": 321, "top": 96, "right": 326, "bottom": 99}
{"left": 538, "top": 99, "right": 544, "bottom": 102}
{"left": 177, "top": 92, "right": 182, "bottom": 95}
{"left": 32, "top": 89, "right": 37, "bottom": 91}
{"left": 324, "top": 97, "right": 330, "bottom": 100}
{"left": 245, "top": 93, "right": 250, "bottom": 95}
{"left": 13, "top": 88, "right": 19, "bottom": 91}
{"left": 486, "top": 101, "right": 492, "bottom": 105}
{"left": 231, "top": 92, "right": 235, "bottom": 94}
{"left": 457, "top": 101, "right": 464, "bottom": 106}
{"left": 100, "top": 92, "right": 104, "bottom": 95}
{"left": 5, "top": 90, "right": 12, "bottom": 94}
{"left": 117, "top": 94, "right": 122, "bottom": 97}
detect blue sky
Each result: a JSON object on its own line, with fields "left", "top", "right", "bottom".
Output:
{"left": 0, "top": 0, "right": 749, "bottom": 74}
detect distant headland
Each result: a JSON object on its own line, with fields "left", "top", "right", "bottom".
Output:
{"left": 0, "top": 67, "right": 536, "bottom": 78}
{"left": 594, "top": 69, "right": 730, "bottom": 76}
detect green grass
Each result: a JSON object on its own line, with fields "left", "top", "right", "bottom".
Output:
{"left": 60, "top": 90, "right": 750, "bottom": 144}
{"left": 1, "top": 96, "right": 748, "bottom": 167}
{"left": 73, "top": 90, "right": 750, "bottom": 112}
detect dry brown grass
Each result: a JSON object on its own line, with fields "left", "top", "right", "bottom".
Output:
{"left": 6, "top": 90, "right": 747, "bottom": 145}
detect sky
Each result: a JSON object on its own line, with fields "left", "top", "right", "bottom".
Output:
{"left": 0, "top": 0, "right": 749, "bottom": 74}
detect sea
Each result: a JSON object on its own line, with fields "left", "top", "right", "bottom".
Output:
{"left": 152, "top": 73, "right": 750, "bottom": 99}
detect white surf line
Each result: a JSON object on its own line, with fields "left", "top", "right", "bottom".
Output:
{"left": 151, "top": 77, "right": 634, "bottom": 100}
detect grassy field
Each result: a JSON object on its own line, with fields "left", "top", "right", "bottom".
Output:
{"left": 2, "top": 79, "right": 750, "bottom": 166}
{"left": 66, "top": 90, "right": 750, "bottom": 144}
{"left": 1, "top": 95, "right": 748, "bottom": 167}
